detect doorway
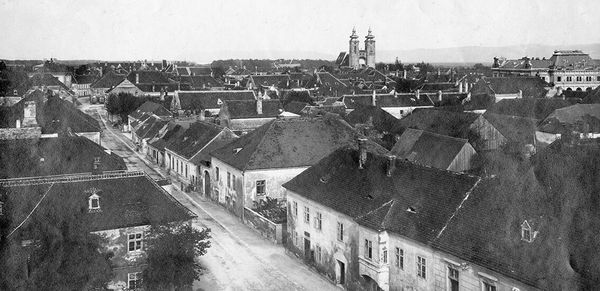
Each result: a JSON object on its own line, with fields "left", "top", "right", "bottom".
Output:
{"left": 304, "top": 232, "right": 311, "bottom": 260}
{"left": 337, "top": 260, "right": 345, "bottom": 285}
{"left": 204, "top": 171, "right": 211, "bottom": 198}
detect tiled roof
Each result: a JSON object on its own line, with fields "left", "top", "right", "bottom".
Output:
{"left": 342, "top": 92, "right": 433, "bottom": 109}
{"left": 345, "top": 105, "right": 398, "bottom": 133}
{"left": 486, "top": 98, "right": 572, "bottom": 120}
{"left": 484, "top": 77, "right": 549, "bottom": 98}
{"left": 134, "top": 116, "right": 169, "bottom": 140}
{"left": 284, "top": 101, "right": 309, "bottom": 115}
{"left": 4, "top": 173, "right": 195, "bottom": 234}
{"left": 391, "top": 108, "right": 481, "bottom": 138}
{"left": 90, "top": 71, "right": 125, "bottom": 89}
{"left": 0, "top": 136, "right": 126, "bottom": 179}
{"left": 210, "top": 116, "right": 389, "bottom": 171}
{"left": 73, "top": 74, "right": 98, "bottom": 85}
{"left": 188, "top": 67, "right": 212, "bottom": 76}
{"left": 176, "top": 67, "right": 189, "bottom": 76}
{"left": 26, "top": 73, "right": 73, "bottom": 94}
{"left": 482, "top": 113, "right": 538, "bottom": 145}
{"left": 222, "top": 99, "right": 283, "bottom": 119}
{"left": 130, "top": 101, "right": 172, "bottom": 120}
{"left": 174, "top": 90, "right": 256, "bottom": 110}
{"left": 148, "top": 122, "right": 190, "bottom": 151}
{"left": 283, "top": 148, "right": 479, "bottom": 244}
{"left": 539, "top": 104, "right": 600, "bottom": 133}
{"left": 10, "top": 94, "right": 101, "bottom": 133}
{"left": 390, "top": 129, "right": 471, "bottom": 170}
{"left": 249, "top": 74, "right": 291, "bottom": 88}
{"left": 180, "top": 75, "right": 223, "bottom": 89}
{"left": 126, "top": 70, "right": 173, "bottom": 85}
{"left": 165, "top": 121, "right": 227, "bottom": 160}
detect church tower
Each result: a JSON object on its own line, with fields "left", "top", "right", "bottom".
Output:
{"left": 365, "top": 28, "right": 376, "bottom": 68}
{"left": 349, "top": 27, "right": 360, "bottom": 69}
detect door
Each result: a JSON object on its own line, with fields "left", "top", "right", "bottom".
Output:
{"left": 337, "top": 260, "right": 345, "bottom": 285}
{"left": 304, "top": 233, "right": 311, "bottom": 260}
{"left": 204, "top": 171, "right": 211, "bottom": 198}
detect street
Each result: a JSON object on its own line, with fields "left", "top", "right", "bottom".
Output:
{"left": 82, "top": 100, "right": 338, "bottom": 291}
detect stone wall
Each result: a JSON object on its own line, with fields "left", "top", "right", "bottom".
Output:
{"left": 244, "top": 207, "right": 285, "bottom": 244}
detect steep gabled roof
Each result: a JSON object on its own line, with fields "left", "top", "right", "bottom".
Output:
{"left": 283, "top": 148, "right": 479, "bottom": 244}
{"left": 165, "top": 121, "right": 227, "bottom": 160}
{"left": 345, "top": 105, "right": 398, "bottom": 133}
{"left": 486, "top": 98, "right": 573, "bottom": 120}
{"left": 4, "top": 173, "right": 195, "bottom": 234}
{"left": 342, "top": 92, "right": 433, "bottom": 109}
{"left": 210, "top": 116, "right": 389, "bottom": 171}
{"left": 222, "top": 99, "right": 283, "bottom": 119}
{"left": 126, "top": 70, "right": 173, "bottom": 84}
{"left": 148, "top": 122, "right": 191, "bottom": 151}
{"left": 391, "top": 108, "right": 481, "bottom": 137}
{"left": 0, "top": 136, "right": 126, "bottom": 179}
{"left": 284, "top": 101, "right": 310, "bottom": 115}
{"left": 130, "top": 101, "right": 172, "bottom": 120}
{"left": 484, "top": 77, "right": 550, "bottom": 98}
{"left": 539, "top": 104, "right": 600, "bottom": 133}
{"left": 249, "top": 74, "right": 290, "bottom": 88}
{"left": 482, "top": 113, "right": 538, "bottom": 145}
{"left": 390, "top": 129, "right": 472, "bottom": 170}
{"left": 90, "top": 71, "right": 125, "bottom": 89}
{"left": 26, "top": 73, "right": 74, "bottom": 94}
{"left": 180, "top": 75, "right": 223, "bottom": 89}
{"left": 174, "top": 90, "right": 256, "bottom": 110}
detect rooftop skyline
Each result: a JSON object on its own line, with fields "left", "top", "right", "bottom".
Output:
{"left": 1, "top": 0, "right": 600, "bottom": 63}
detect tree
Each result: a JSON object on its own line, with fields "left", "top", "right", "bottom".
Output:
{"left": 105, "top": 92, "right": 149, "bottom": 123}
{"left": 0, "top": 189, "right": 113, "bottom": 290}
{"left": 143, "top": 223, "right": 211, "bottom": 291}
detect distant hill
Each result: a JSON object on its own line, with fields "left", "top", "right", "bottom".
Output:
{"left": 378, "top": 43, "right": 600, "bottom": 64}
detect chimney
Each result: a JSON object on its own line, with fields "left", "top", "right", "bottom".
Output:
{"left": 16, "top": 119, "right": 21, "bottom": 128}
{"left": 386, "top": 155, "right": 396, "bottom": 177}
{"left": 415, "top": 89, "right": 420, "bottom": 100}
{"left": 518, "top": 90, "right": 523, "bottom": 98}
{"left": 135, "top": 73, "right": 140, "bottom": 84}
{"left": 371, "top": 90, "right": 377, "bottom": 106}
{"left": 458, "top": 81, "right": 464, "bottom": 93}
{"left": 256, "top": 95, "right": 263, "bottom": 115}
{"left": 92, "top": 156, "right": 102, "bottom": 175}
{"left": 403, "top": 70, "right": 407, "bottom": 79}
{"left": 358, "top": 138, "right": 368, "bottom": 169}
{"left": 437, "top": 90, "right": 443, "bottom": 102}
{"left": 199, "top": 109, "right": 206, "bottom": 121}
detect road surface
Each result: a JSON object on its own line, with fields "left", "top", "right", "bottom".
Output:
{"left": 81, "top": 100, "right": 337, "bottom": 291}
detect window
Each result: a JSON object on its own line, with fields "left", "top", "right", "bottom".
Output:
{"left": 382, "top": 248, "right": 388, "bottom": 264}
{"left": 597, "top": 76, "right": 600, "bottom": 82}
{"left": 128, "top": 232, "right": 143, "bottom": 252}
{"left": 128, "top": 272, "right": 142, "bottom": 290}
{"left": 232, "top": 174, "right": 236, "bottom": 189}
{"left": 215, "top": 167, "right": 219, "bottom": 181}
{"left": 417, "top": 256, "right": 427, "bottom": 279}
{"left": 557, "top": 76, "right": 562, "bottom": 82}
{"left": 256, "top": 180, "right": 266, "bottom": 195}
{"left": 337, "top": 222, "right": 344, "bottom": 242}
{"left": 294, "top": 231, "right": 298, "bottom": 246}
{"left": 449, "top": 266, "right": 459, "bottom": 291}
{"left": 482, "top": 281, "right": 497, "bottom": 291}
{"left": 314, "top": 212, "right": 322, "bottom": 230}
{"left": 304, "top": 206, "right": 310, "bottom": 223}
{"left": 88, "top": 194, "right": 100, "bottom": 211}
{"left": 293, "top": 201, "right": 298, "bottom": 218}
{"left": 566, "top": 76, "right": 572, "bottom": 82}
{"left": 364, "top": 239, "right": 373, "bottom": 260}
{"left": 227, "top": 172, "right": 231, "bottom": 188}
{"left": 576, "top": 76, "right": 582, "bottom": 82}
{"left": 521, "top": 220, "right": 535, "bottom": 243}
{"left": 395, "top": 247, "right": 404, "bottom": 269}
{"left": 185, "top": 164, "right": 188, "bottom": 178}
{"left": 316, "top": 245, "right": 322, "bottom": 263}
{"left": 586, "top": 76, "right": 592, "bottom": 82}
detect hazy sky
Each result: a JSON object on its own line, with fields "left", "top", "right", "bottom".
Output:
{"left": 1, "top": 0, "right": 599, "bottom": 63}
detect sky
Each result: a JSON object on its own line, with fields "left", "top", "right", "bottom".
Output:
{"left": 1, "top": 0, "right": 600, "bottom": 63}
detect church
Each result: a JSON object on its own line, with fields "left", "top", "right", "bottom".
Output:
{"left": 335, "top": 28, "right": 376, "bottom": 69}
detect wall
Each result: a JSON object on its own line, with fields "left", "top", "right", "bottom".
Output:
{"left": 243, "top": 167, "right": 307, "bottom": 207}
{"left": 229, "top": 117, "right": 276, "bottom": 132}
{"left": 470, "top": 115, "right": 507, "bottom": 151}
{"left": 95, "top": 225, "right": 149, "bottom": 290}
{"left": 166, "top": 150, "right": 198, "bottom": 191}
{"left": 286, "top": 190, "right": 361, "bottom": 289}
{"left": 382, "top": 106, "right": 434, "bottom": 119}
{"left": 77, "top": 131, "right": 101, "bottom": 145}
{"left": 210, "top": 157, "right": 244, "bottom": 217}
{"left": 447, "top": 143, "right": 477, "bottom": 172}
{"left": 244, "top": 207, "right": 284, "bottom": 244}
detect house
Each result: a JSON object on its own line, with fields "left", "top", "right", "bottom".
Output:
{"left": 18, "top": 73, "right": 76, "bottom": 100}
{"left": 127, "top": 101, "right": 172, "bottom": 132}
{"left": 131, "top": 115, "right": 170, "bottom": 153}
{"left": 492, "top": 50, "right": 600, "bottom": 92}
{"left": 481, "top": 113, "right": 539, "bottom": 151}
{"left": 72, "top": 74, "right": 98, "bottom": 97}
{"left": 107, "top": 71, "right": 178, "bottom": 97}
{"left": 283, "top": 147, "right": 543, "bottom": 291}
{"left": 305, "top": 71, "right": 352, "bottom": 97}
{"left": 345, "top": 105, "right": 398, "bottom": 134}
{"left": 179, "top": 75, "right": 224, "bottom": 90}
{"left": 0, "top": 171, "right": 195, "bottom": 290}
{"left": 246, "top": 74, "right": 291, "bottom": 91}
{"left": 4, "top": 92, "right": 103, "bottom": 144}
{"left": 219, "top": 97, "right": 294, "bottom": 133}
{"left": 90, "top": 71, "right": 125, "bottom": 98}
{"left": 209, "top": 116, "right": 389, "bottom": 217}
{"left": 0, "top": 136, "right": 126, "bottom": 179}
{"left": 342, "top": 91, "right": 434, "bottom": 119}
{"left": 390, "top": 128, "right": 477, "bottom": 172}
{"left": 165, "top": 121, "right": 237, "bottom": 193}
{"left": 465, "top": 77, "right": 551, "bottom": 113}
{"left": 537, "top": 104, "right": 600, "bottom": 142}
{"left": 146, "top": 121, "right": 192, "bottom": 168}
{"left": 29, "top": 59, "right": 73, "bottom": 87}
{"left": 170, "top": 90, "right": 256, "bottom": 116}
{"left": 175, "top": 66, "right": 213, "bottom": 77}
{"left": 485, "top": 98, "right": 573, "bottom": 120}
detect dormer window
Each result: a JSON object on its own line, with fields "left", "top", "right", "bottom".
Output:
{"left": 86, "top": 188, "right": 101, "bottom": 212}
{"left": 521, "top": 220, "right": 537, "bottom": 243}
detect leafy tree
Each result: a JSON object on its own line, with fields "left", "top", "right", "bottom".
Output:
{"left": 143, "top": 223, "right": 211, "bottom": 291}
{"left": 105, "top": 92, "right": 149, "bottom": 123}
{"left": 0, "top": 189, "right": 113, "bottom": 290}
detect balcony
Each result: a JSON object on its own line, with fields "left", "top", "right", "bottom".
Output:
{"left": 359, "top": 256, "right": 389, "bottom": 291}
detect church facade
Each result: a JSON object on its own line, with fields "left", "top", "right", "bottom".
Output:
{"left": 335, "top": 28, "right": 376, "bottom": 69}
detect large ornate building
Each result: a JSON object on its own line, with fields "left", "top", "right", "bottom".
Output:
{"left": 335, "top": 28, "right": 376, "bottom": 69}
{"left": 492, "top": 50, "right": 600, "bottom": 92}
